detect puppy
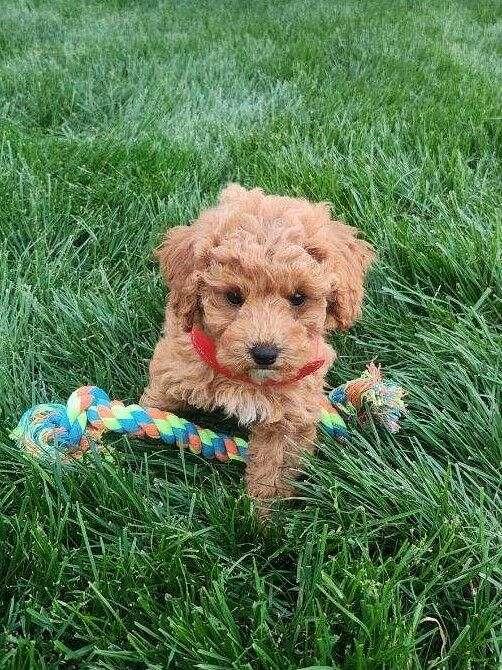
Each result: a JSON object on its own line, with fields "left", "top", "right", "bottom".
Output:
{"left": 141, "top": 185, "right": 373, "bottom": 513}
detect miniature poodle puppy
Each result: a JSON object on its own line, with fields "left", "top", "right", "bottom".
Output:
{"left": 141, "top": 184, "right": 374, "bottom": 513}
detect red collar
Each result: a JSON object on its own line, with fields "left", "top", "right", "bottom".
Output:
{"left": 190, "top": 327, "right": 325, "bottom": 387}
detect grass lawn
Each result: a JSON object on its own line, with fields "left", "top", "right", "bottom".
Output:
{"left": 1, "top": 0, "right": 501, "bottom": 667}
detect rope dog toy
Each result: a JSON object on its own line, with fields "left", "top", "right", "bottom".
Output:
{"left": 10, "top": 364, "right": 406, "bottom": 464}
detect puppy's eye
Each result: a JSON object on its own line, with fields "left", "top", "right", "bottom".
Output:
{"left": 289, "top": 292, "right": 306, "bottom": 306}
{"left": 225, "top": 290, "right": 244, "bottom": 306}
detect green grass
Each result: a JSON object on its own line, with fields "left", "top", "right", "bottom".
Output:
{"left": 0, "top": 0, "right": 501, "bottom": 667}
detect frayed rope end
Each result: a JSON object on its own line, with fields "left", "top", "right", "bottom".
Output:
{"left": 329, "top": 363, "right": 406, "bottom": 433}
{"left": 9, "top": 402, "right": 98, "bottom": 462}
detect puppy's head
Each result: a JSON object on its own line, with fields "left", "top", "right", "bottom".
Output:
{"left": 156, "top": 184, "right": 374, "bottom": 382}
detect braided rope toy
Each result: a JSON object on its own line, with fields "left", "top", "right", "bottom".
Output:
{"left": 10, "top": 364, "right": 406, "bottom": 465}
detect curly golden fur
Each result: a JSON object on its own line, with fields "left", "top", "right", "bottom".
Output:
{"left": 141, "top": 184, "right": 374, "bottom": 514}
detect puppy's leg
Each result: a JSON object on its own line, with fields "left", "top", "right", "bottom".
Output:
{"left": 245, "top": 419, "right": 316, "bottom": 516}
{"left": 139, "top": 384, "right": 185, "bottom": 412}
{"left": 139, "top": 338, "right": 186, "bottom": 412}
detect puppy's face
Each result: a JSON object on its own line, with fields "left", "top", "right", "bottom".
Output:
{"left": 198, "top": 230, "right": 331, "bottom": 381}
{"left": 157, "top": 185, "right": 374, "bottom": 383}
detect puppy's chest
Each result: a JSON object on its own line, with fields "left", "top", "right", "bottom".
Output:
{"left": 208, "top": 379, "right": 314, "bottom": 427}
{"left": 217, "top": 387, "right": 276, "bottom": 426}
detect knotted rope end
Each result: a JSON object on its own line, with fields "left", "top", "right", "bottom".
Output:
{"left": 10, "top": 402, "right": 100, "bottom": 463}
{"left": 329, "top": 363, "right": 407, "bottom": 433}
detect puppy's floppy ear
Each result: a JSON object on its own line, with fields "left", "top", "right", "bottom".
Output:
{"left": 155, "top": 224, "right": 205, "bottom": 331}
{"left": 307, "top": 222, "right": 374, "bottom": 331}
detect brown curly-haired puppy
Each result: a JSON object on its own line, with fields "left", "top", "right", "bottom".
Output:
{"left": 141, "top": 184, "right": 374, "bottom": 514}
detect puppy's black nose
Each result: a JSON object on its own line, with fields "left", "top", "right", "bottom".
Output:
{"left": 249, "top": 343, "right": 279, "bottom": 367}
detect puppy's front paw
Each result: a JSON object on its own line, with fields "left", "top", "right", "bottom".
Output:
{"left": 247, "top": 480, "right": 296, "bottom": 522}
